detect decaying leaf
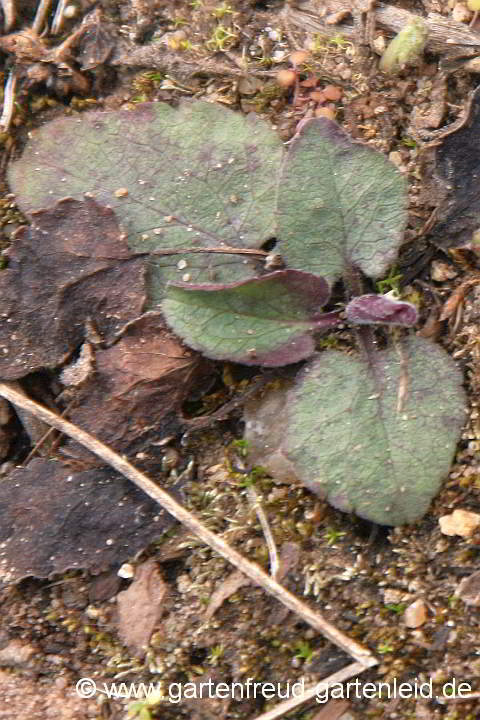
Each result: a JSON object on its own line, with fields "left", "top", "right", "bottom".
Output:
{"left": 8, "top": 101, "right": 285, "bottom": 302}
{"left": 455, "top": 570, "right": 480, "bottom": 606}
{"left": 204, "top": 570, "right": 250, "bottom": 621}
{"left": 0, "top": 197, "right": 145, "bottom": 379}
{"left": 432, "top": 85, "right": 480, "bottom": 249}
{"left": 162, "top": 270, "right": 339, "bottom": 366}
{"left": 276, "top": 117, "right": 407, "bottom": 285}
{"left": 0, "top": 458, "right": 180, "bottom": 584}
{"left": 62, "top": 313, "right": 199, "bottom": 467}
{"left": 117, "top": 559, "right": 167, "bottom": 656}
{"left": 243, "top": 377, "right": 299, "bottom": 484}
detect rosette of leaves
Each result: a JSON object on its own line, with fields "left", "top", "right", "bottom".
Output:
{"left": 8, "top": 102, "right": 466, "bottom": 525}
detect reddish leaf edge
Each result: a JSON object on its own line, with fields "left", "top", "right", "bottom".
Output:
{"left": 346, "top": 294, "right": 418, "bottom": 326}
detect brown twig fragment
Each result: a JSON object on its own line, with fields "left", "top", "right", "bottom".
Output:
{"left": 1, "top": 0, "right": 15, "bottom": 32}
{"left": 0, "top": 69, "right": 16, "bottom": 131}
{"left": 32, "top": 0, "right": 52, "bottom": 35}
{"left": 251, "top": 662, "right": 364, "bottom": 720}
{"left": 51, "top": 0, "right": 69, "bottom": 35}
{"left": 0, "top": 381, "right": 377, "bottom": 670}
{"left": 246, "top": 484, "right": 280, "bottom": 580}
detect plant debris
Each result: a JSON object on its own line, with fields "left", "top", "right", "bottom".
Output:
{"left": 0, "top": 196, "right": 145, "bottom": 379}
{"left": 0, "top": 458, "right": 182, "bottom": 584}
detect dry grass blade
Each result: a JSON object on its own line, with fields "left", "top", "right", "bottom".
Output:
{"left": 51, "top": 0, "right": 68, "bottom": 35}
{"left": 250, "top": 662, "right": 363, "bottom": 720}
{"left": 1, "top": 0, "right": 15, "bottom": 32}
{"left": 0, "top": 69, "right": 16, "bottom": 132}
{"left": 246, "top": 484, "right": 280, "bottom": 579}
{"left": 32, "top": 0, "right": 52, "bottom": 35}
{"left": 0, "top": 380, "right": 377, "bottom": 669}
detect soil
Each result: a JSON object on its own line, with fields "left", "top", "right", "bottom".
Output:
{"left": 0, "top": 1, "right": 480, "bottom": 719}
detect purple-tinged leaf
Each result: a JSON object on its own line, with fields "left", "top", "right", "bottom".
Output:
{"left": 283, "top": 336, "right": 466, "bottom": 525}
{"left": 162, "top": 270, "right": 340, "bottom": 366}
{"left": 276, "top": 118, "right": 407, "bottom": 285}
{"left": 8, "top": 101, "right": 284, "bottom": 304}
{"left": 346, "top": 294, "right": 418, "bottom": 326}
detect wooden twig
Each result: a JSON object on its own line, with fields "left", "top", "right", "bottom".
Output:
{"left": 32, "top": 0, "right": 52, "bottom": 35}
{"left": 286, "top": 1, "right": 480, "bottom": 55}
{"left": 51, "top": 0, "right": 69, "bottom": 35}
{"left": 251, "top": 662, "right": 365, "bottom": 720}
{"left": 246, "top": 484, "right": 280, "bottom": 580}
{"left": 1, "top": 0, "right": 15, "bottom": 33}
{"left": 0, "top": 69, "right": 16, "bottom": 132}
{"left": 0, "top": 380, "right": 377, "bottom": 669}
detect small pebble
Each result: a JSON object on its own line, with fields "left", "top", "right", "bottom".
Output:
{"left": 439, "top": 509, "right": 480, "bottom": 538}
{"left": 404, "top": 599, "right": 428, "bottom": 628}
{"left": 430, "top": 260, "right": 458, "bottom": 282}
{"left": 117, "top": 563, "right": 135, "bottom": 579}
{"left": 63, "top": 4, "right": 77, "bottom": 19}
{"left": 322, "top": 84, "right": 343, "bottom": 101}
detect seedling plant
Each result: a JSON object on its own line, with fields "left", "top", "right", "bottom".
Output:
{"left": 7, "top": 100, "right": 466, "bottom": 526}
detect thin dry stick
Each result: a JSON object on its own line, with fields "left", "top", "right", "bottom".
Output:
{"left": 32, "top": 0, "right": 52, "bottom": 35}
{"left": 0, "top": 69, "right": 16, "bottom": 132}
{"left": 251, "top": 661, "right": 366, "bottom": 720}
{"left": 0, "top": 381, "right": 377, "bottom": 669}
{"left": 1, "top": 0, "right": 15, "bottom": 32}
{"left": 246, "top": 484, "right": 280, "bottom": 580}
{"left": 51, "top": 0, "right": 69, "bottom": 35}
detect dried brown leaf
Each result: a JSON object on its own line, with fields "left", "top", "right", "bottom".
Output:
{"left": 62, "top": 313, "right": 199, "bottom": 467}
{"left": 204, "top": 570, "right": 250, "bottom": 621}
{"left": 0, "top": 197, "right": 145, "bottom": 380}
{"left": 117, "top": 559, "right": 167, "bottom": 655}
{"left": 0, "top": 458, "right": 180, "bottom": 584}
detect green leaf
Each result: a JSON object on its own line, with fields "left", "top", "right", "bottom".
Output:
{"left": 276, "top": 118, "right": 408, "bottom": 285}
{"left": 8, "top": 101, "right": 284, "bottom": 304}
{"left": 283, "top": 336, "right": 465, "bottom": 525}
{"left": 162, "top": 270, "right": 339, "bottom": 366}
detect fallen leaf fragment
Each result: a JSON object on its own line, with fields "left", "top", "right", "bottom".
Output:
{"left": 204, "top": 570, "right": 250, "bottom": 621}
{"left": 455, "top": 570, "right": 480, "bottom": 605}
{"left": 438, "top": 509, "right": 480, "bottom": 537}
{"left": 117, "top": 559, "right": 167, "bottom": 656}
{"left": 0, "top": 458, "right": 180, "bottom": 584}
{"left": 62, "top": 313, "right": 199, "bottom": 467}
{"left": 0, "top": 197, "right": 145, "bottom": 379}
{"left": 8, "top": 101, "right": 284, "bottom": 300}
{"left": 404, "top": 599, "right": 428, "bottom": 628}
{"left": 244, "top": 378, "right": 299, "bottom": 483}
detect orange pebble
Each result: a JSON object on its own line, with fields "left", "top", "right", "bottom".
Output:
{"left": 310, "top": 90, "right": 326, "bottom": 103}
{"left": 290, "top": 50, "right": 309, "bottom": 66}
{"left": 322, "top": 85, "right": 343, "bottom": 101}
{"left": 276, "top": 69, "right": 296, "bottom": 87}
